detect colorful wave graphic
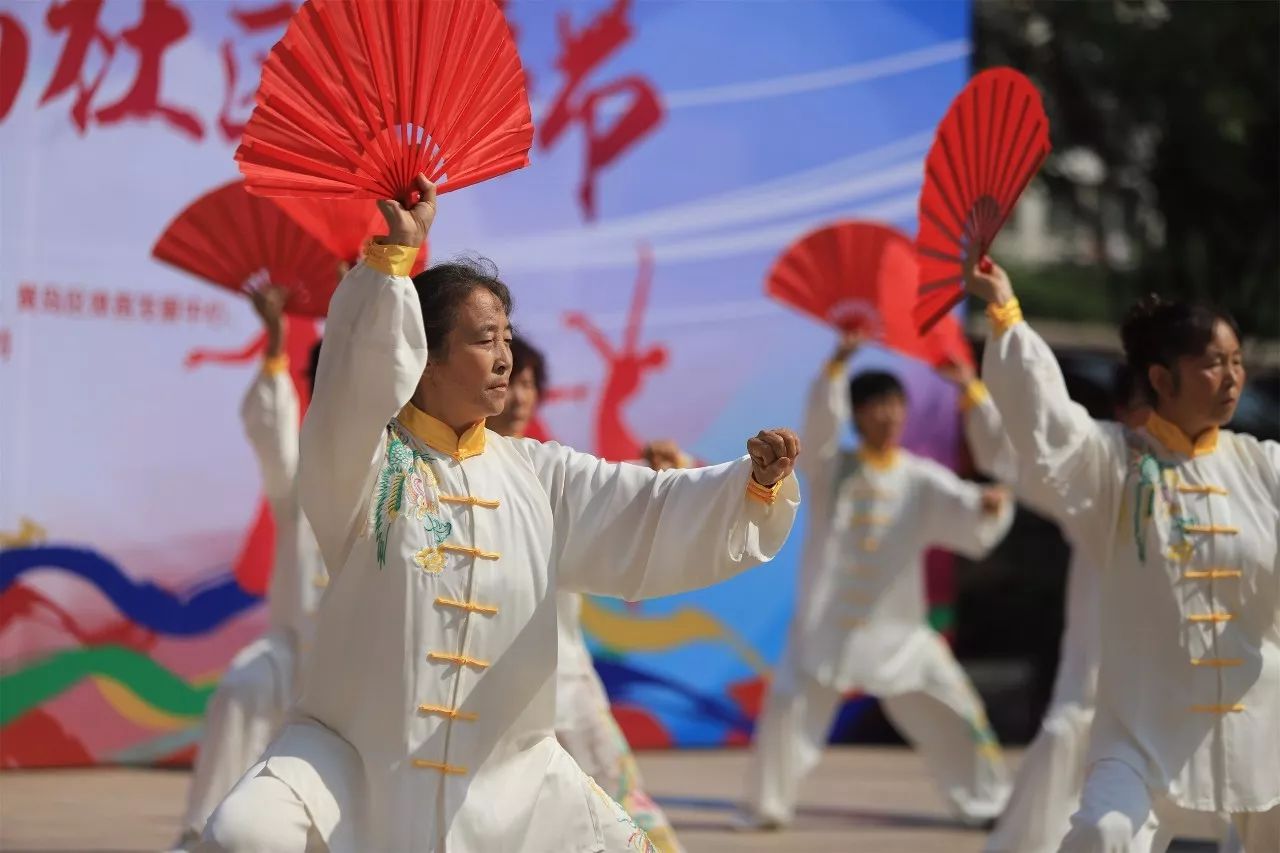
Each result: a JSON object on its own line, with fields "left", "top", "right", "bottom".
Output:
{"left": 0, "top": 644, "right": 214, "bottom": 726}
{"left": 0, "top": 546, "right": 259, "bottom": 635}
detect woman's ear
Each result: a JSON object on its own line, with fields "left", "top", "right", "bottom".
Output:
{"left": 1148, "top": 363, "right": 1175, "bottom": 402}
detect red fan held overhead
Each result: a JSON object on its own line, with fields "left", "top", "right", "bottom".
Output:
{"left": 237, "top": 0, "right": 534, "bottom": 207}
{"left": 765, "top": 220, "right": 972, "bottom": 368}
{"left": 153, "top": 181, "right": 343, "bottom": 318}
{"left": 268, "top": 196, "right": 429, "bottom": 275}
{"left": 915, "top": 67, "right": 1051, "bottom": 333}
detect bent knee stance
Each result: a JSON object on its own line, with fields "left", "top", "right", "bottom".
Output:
{"left": 199, "top": 767, "right": 318, "bottom": 853}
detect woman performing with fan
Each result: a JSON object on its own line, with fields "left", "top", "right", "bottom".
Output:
{"left": 965, "top": 258, "right": 1278, "bottom": 853}
{"left": 490, "top": 335, "right": 686, "bottom": 853}
{"left": 198, "top": 177, "right": 801, "bottom": 853}
{"left": 171, "top": 286, "right": 328, "bottom": 853}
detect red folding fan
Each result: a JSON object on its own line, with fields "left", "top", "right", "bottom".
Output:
{"left": 766, "top": 221, "right": 971, "bottom": 368}
{"left": 915, "top": 67, "right": 1051, "bottom": 332}
{"left": 268, "top": 196, "right": 429, "bottom": 275}
{"left": 236, "top": 0, "right": 534, "bottom": 207}
{"left": 152, "top": 181, "right": 343, "bottom": 318}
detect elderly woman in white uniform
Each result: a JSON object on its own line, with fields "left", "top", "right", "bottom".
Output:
{"left": 197, "top": 177, "right": 801, "bottom": 853}
{"left": 967, "top": 257, "right": 1278, "bottom": 853}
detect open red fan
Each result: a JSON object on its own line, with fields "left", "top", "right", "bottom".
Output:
{"left": 268, "top": 196, "right": 429, "bottom": 275}
{"left": 915, "top": 67, "right": 1051, "bottom": 332}
{"left": 766, "top": 220, "right": 972, "bottom": 368}
{"left": 153, "top": 181, "right": 343, "bottom": 318}
{"left": 236, "top": 0, "right": 534, "bottom": 207}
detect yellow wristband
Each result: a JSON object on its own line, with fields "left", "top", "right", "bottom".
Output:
{"left": 986, "top": 298, "right": 1023, "bottom": 336}
{"left": 824, "top": 360, "right": 845, "bottom": 380}
{"left": 363, "top": 241, "right": 420, "bottom": 277}
{"left": 960, "top": 379, "right": 989, "bottom": 412}
{"left": 262, "top": 354, "right": 289, "bottom": 376}
{"left": 747, "top": 476, "right": 783, "bottom": 505}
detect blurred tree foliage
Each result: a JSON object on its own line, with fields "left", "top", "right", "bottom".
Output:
{"left": 974, "top": 0, "right": 1279, "bottom": 337}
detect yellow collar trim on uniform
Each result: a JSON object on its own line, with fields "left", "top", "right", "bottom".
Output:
{"left": 856, "top": 446, "right": 900, "bottom": 471}
{"left": 1144, "top": 411, "right": 1218, "bottom": 458}
{"left": 397, "top": 403, "right": 487, "bottom": 461}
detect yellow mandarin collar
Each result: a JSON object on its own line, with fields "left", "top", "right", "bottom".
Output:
{"left": 1144, "top": 411, "right": 1218, "bottom": 458}
{"left": 856, "top": 446, "right": 900, "bottom": 471}
{"left": 397, "top": 403, "right": 487, "bottom": 461}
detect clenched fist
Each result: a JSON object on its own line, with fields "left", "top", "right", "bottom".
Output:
{"left": 747, "top": 428, "right": 801, "bottom": 487}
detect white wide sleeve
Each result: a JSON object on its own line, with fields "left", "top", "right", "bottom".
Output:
{"left": 799, "top": 363, "right": 847, "bottom": 513}
{"left": 982, "top": 312, "right": 1123, "bottom": 529}
{"left": 298, "top": 248, "right": 428, "bottom": 575}
{"left": 964, "top": 384, "right": 1018, "bottom": 486}
{"left": 240, "top": 361, "right": 300, "bottom": 507}
{"left": 525, "top": 441, "right": 801, "bottom": 601}
{"left": 916, "top": 458, "right": 1015, "bottom": 559}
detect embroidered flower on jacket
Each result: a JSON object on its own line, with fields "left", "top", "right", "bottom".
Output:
{"left": 414, "top": 546, "right": 446, "bottom": 574}
{"left": 370, "top": 425, "right": 453, "bottom": 568}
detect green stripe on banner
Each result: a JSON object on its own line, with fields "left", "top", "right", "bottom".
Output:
{"left": 0, "top": 645, "right": 214, "bottom": 726}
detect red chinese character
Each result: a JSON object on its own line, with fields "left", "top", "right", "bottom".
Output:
{"left": 217, "top": 1, "right": 293, "bottom": 143}
{"left": 139, "top": 294, "right": 156, "bottom": 320}
{"left": 66, "top": 288, "right": 85, "bottom": 315}
{"left": 42, "top": 285, "right": 62, "bottom": 314}
{"left": 18, "top": 283, "right": 37, "bottom": 311}
{"left": 538, "top": 0, "right": 662, "bottom": 220}
{"left": 185, "top": 297, "right": 202, "bottom": 323}
{"left": 161, "top": 296, "right": 179, "bottom": 321}
{"left": 114, "top": 292, "right": 133, "bottom": 318}
{"left": 91, "top": 290, "right": 109, "bottom": 316}
{"left": 42, "top": 0, "right": 203, "bottom": 139}
{"left": 204, "top": 300, "right": 226, "bottom": 325}
{"left": 0, "top": 328, "right": 10, "bottom": 361}
{"left": 0, "top": 13, "right": 30, "bottom": 122}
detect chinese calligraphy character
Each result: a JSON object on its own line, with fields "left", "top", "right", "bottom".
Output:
{"left": 217, "top": 1, "right": 293, "bottom": 143}
{"left": 18, "top": 283, "right": 37, "bottom": 312}
{"left": 538, "top": 0, "right": 662, "bottom": 220}
{"left": 0, "top": 13, "right": 29, "bottom": 122}
{"left": 42, "top": 0, "right": 202, "bottom": 139}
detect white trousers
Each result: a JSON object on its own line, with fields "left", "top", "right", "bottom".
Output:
{"left": 557, "top": 671, "right": 684, "bottom": 853}
{"left": 195, "top": 765, "right": 326, "bottom": 853}
{"left": 747, "top": 634, "right": 1010, "bottom": 825}
{"left": 1059, "top": 759, "right": 1275, "bottom": 853}
{"left": 986, "top": 702, "right": 1094, "bottom": 853}
{"left": 181, "top": 631, "right": 296, "bottom": 841}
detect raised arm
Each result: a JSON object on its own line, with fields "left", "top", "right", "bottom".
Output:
{"left": 240, "top": 285, "right": 300, "bottom": 506}
{"left": 800, "top": 332, "right": 861, "bottom": 499}
{"left": 526, "top": 431, "right": 801, "bottom": 601}
{"left": 298, "top": 180, "right": 434, "bottom": 574}
{"left": 968, "top": 261, "right": 1122, "bottom": 523}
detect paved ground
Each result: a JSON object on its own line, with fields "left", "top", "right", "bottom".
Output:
{"left": 0, "top": 746, "right": 1222, "bottom": 852}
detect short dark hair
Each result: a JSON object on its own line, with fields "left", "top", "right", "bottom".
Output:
{"left": 305, "top": 338, "right": 323, "bottom": 392}
{"left": 848, "top": 370, "right": 905, "bottom": 409}
{"left": 411, "top": 257, "right": 513, "bottom": 358}
{"left": 1111, "top": 362, "right": 1141, "bottom": 412}
{"left": 1120, "top": 294, "right": 1239, "bottom": 403}
{"left": 510, "top": 335, "right": 547, "bottom": 394}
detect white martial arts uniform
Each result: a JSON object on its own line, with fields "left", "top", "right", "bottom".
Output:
{"left": 745, "top": 362, "right": 1015, "bottom": 827}
{"left": 174, "top": 357, "right": 327, "bottom": 850}
{"left": 963, "top": 381, "right": 1104, "bottom": 853}
{"left": 969, "top": 386, "right": 1238, "bottom": 853}
{"left": 980, "top": 300, "right": 1280, "bottom": 853}
{"left": 555, "top": 591, "right": 684, "bottom": 853}
{"left": 199, "top": 244, "right": 800, "bottom": 853}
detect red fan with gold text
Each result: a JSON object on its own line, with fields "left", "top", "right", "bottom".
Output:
{"left": 915, "top": 68, "right": 1051, "bottom": 332}
{"left": 236, "top": 0, "right": 534, "bottom": 207}
{"left": 766, "top": 221, "right": 972, "bottom": 368}
{"left": 153, "top": 181, "right": 343, "bottom": 318}
{"left": 268, "top": 197, "right": 429, "bottom": 276}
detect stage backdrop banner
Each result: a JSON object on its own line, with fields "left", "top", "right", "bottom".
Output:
{"left": 0, "top": 0, "right": 969, "bottom": 764}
